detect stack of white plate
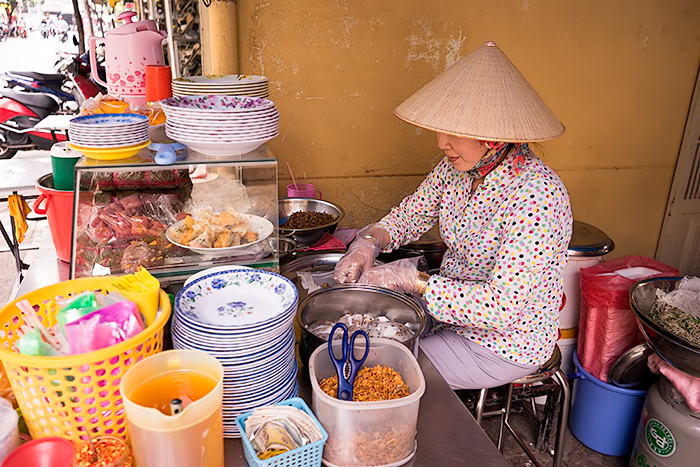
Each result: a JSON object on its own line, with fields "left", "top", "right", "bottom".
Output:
{"left": 161, "top": 95, "right": 280, "bottom": 156}
{"left": 172, "top": 75, "right": 269, "bottom": 98}
{"left": 68, "top": 113, "right": 149, "bottom": 148}
{"left": 173, "top": 268, "right": 299, "bottom": 438}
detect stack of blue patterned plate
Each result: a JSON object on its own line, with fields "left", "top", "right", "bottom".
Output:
{"left": 173, "top": 268, "right": 299, "bottom": 437}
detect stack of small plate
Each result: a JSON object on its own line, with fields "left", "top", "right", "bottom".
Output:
{"left": 173, "top": 268, "right": 299, "bottom": 438}
{"left": 172, "top": 75, "right": 269, "bottom": 98}
{"left": 161, "top": 95, "right": 280, "bottom": 156}
{"left": 68, "top": 114, "right": 151, "bottom": 160}
{"left": 69, "top": 114, "right": 149, "bottom": 148}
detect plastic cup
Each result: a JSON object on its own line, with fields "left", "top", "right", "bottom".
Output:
{"left": 287, "top": 182, "right": 321, "bottom": 199}
{"left": 50, "top": 142, "right": 81, "bottom": 191}
{"left": 1, "top": 437, "right": 74, "bottom": 467}
{"left": 146, "top": 65, "right": 172, "bottom": 102}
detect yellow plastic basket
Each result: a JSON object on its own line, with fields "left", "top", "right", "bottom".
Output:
{"left": 0, "top": 277, "right": 171, "bottom": 442}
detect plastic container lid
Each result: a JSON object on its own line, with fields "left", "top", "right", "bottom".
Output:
{"left": 50, "top": 141, "right": 81, "bottom": 159}
{"left": 568, "top": 221, "right": 614, "bottom": 257}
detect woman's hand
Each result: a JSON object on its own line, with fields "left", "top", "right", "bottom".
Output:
{"left": 648, "top": 354, "right": 700, "bottom": 412}
{"left": 358, "top": 257, "right": 423, "bottom": 294}
{"left": 334, "top": 225, "right": 389, "bottom": 284}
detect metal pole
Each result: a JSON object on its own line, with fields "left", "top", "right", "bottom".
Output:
{"left": 163, "top": 0, "right": 178, "bottom": 78}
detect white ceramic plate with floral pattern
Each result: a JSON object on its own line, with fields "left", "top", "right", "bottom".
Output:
{"left": 161, "top": 95, "right": 275, "bottom": 112}
{"left": 175, "top": 269, "right": 298, "bottom": 327}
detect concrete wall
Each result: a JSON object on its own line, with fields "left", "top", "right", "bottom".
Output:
{"left": 236, "top": 0, "right": 700, "bottom": 258}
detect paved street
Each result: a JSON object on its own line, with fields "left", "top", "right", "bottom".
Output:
{"left": 0, "top": 31, "right": 67, "bottom": 304}
{"left": 0, "top": 31, "right": 79, "bottom": 74}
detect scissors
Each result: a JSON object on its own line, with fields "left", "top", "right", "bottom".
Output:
{"left": 328, "top": 323, "right": 370, "bottom": 401}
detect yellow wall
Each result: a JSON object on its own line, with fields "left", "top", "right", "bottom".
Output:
{"left": 236, "top": 0, "right": 700, "bottom": 259}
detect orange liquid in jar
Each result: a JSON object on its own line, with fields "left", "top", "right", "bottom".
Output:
{"left": 130, "top": 370, "right": 217, "bottom": 415}
{"left": 127, "top": 369, "right": 224, "bottom": 467}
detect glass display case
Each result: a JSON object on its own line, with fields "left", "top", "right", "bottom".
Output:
{"left": 70, "top": 146, "right": 278, "bottom": 280}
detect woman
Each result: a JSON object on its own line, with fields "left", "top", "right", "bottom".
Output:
{"left": 334, "top": 41, "right": 573, "bottom": 390}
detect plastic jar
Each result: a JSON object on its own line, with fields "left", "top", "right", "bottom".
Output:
{"left": 309, "top": 338, "right": 426, "bottom": 467}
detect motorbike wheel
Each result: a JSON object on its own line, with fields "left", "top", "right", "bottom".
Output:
{"left": 0, "top": 130, "right": 18, "bottom": 159}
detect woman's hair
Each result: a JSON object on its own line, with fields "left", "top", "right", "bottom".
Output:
{"left": 527, "top": 142, "right": 549, "bottom": 161}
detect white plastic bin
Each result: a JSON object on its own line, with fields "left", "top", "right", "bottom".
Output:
{"left": 561, "top": 221, "right": 614, "bottom": 329}
{"left": 309, "top": 338, "right": 426, "bottom": 467}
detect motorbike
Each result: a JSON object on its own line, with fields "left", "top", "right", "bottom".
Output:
{"left": 0, "top": 49, "right": 105, "bottom": 159}
{"left": 15, "top": 25, "right": 27, "bottom": 39}
{"left": 1, "top": 49, "right": 106, "bottom": 113}
{"left": 0, "top": 88, "right": 67, "bottom": 159}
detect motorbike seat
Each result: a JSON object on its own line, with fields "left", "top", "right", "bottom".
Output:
{"left": 0, "top": 88, "right": 59, "bottom": 118}
{"left": 8, "top": 71, "right": 65, "bottom": 82}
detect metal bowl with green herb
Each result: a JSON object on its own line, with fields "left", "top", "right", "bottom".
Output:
{"left": 630, "top": 277, "right": 700, "bottom": 377}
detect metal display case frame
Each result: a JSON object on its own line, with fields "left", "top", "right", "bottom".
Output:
{"left": 70, "top": 147, "right": 279, "bottom": 280}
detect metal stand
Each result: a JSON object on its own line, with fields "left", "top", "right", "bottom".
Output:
{"left": 0, "top": 193, "right": 44, "bottom": 283}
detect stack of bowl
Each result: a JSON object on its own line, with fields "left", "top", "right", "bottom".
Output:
{"left": 172, "top": 75, "right": 269, "bottom": 98}
{"left": 161, "top": 95, "right": 280, "bottom": 156}
{"left": 173, "top": 268, "right": 299, "bottom": 437}
{"left": 68, "top": 114, "right": 150, "bottom": 160}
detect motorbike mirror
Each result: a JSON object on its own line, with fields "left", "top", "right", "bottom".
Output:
{"left": 73, "top": 35, "right": 78, "bottom": 46}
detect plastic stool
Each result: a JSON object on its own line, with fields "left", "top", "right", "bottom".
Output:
{"left": 474, "top": 346, "right": 570, "bottom": 467}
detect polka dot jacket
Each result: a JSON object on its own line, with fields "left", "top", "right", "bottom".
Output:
{"left": 378, "top": 145, "right": 573, "bottom": 365}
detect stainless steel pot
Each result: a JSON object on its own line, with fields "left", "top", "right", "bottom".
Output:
{"left": 280, "top": 252, "right": 383, "bottom": 303}
{"left": 296, "top": 284, "right": 425, "bottom": 364}
{"left": 630, "top": 277, "right": 700, "bottom": 377}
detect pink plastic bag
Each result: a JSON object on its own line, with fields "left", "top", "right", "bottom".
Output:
{"left": 577, "top": 256, "right": 677, "bottom": 382}
{"left": 63, "top": 301, "right": 145, "bottom": 355}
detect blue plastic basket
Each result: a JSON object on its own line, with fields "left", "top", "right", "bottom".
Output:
{"left": 236, "top": 398, "right": 328, "bottom": 467}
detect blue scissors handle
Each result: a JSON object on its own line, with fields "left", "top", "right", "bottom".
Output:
{"left": 328, "top": 323, "right": 370, "bottom": 401}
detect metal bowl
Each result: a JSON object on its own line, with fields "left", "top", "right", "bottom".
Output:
{"left": 272, "top": 236, "right": 297, "bottom": 264}
{"left": 629, "top": 277, "right": 700, "bottom": 377}
{"left": 279, "top": 198, "right": 345, "bottom": 246}
{"left": 296, "top": 284, "right": 425, "bottom": 364}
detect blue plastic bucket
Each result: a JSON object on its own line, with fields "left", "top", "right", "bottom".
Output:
{"left": 569, "top": 352, "right": 648, "bottom": 456}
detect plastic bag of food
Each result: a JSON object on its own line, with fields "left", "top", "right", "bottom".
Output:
{"left": 578, "top": 256, "right": 678, "bottom": 381}
{"left": 79, "top": 93, "right": 132, "bottom": 116}
{"left": 120, "top": 240, "right": 164, "bottom": 273}
{"left": 56, "top": 291, "right": 100, "bottom": 331}
{"left": 63, "top": 301, "right": 144, "bottom": 354}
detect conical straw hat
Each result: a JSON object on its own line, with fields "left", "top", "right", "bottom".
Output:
{"left": 394, "top": 41, "right": 564, "bottom": 142}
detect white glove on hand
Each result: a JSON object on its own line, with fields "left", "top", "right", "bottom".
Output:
{"left": 334, "top": 224, "right": 389, "bottom": 284}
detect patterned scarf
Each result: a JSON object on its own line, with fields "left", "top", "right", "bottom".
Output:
{"left": 466, "top": 141, "right": 525, "bottom": 179}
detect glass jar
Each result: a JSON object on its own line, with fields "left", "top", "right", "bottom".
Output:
{"left": 73, "top": 436, "right": 133, "bottom": 467}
